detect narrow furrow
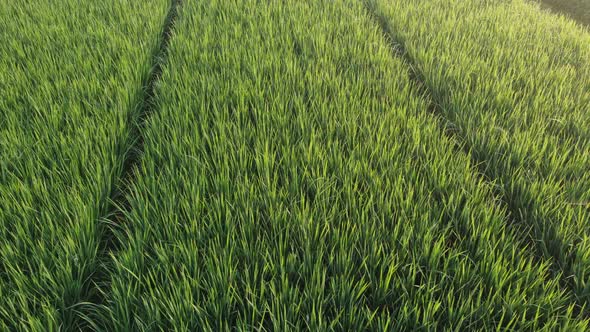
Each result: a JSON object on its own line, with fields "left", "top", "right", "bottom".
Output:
{"left": 77, "top": 0, "right": 183, "bottom": 329}
{"left": 103, "top": 0, "right": 183, "bottom": 252}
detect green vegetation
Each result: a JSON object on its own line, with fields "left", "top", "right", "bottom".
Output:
{"left": 2, "top": 0, "right": 590, "bottom": 330}
{"left": 541, "top": 0, "right": 590, "bottom": 26}
{"left": 0, "top": 0, "right": 169, "bottom": 329}
{"left": 369, "top": 0, "right": 590, "bottom": 306}
{"left": 94, "top": 0, "right": 587, "bottom": 330}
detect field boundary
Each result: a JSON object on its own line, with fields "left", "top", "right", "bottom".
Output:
{"left": 539, "top": 0, "right": 590, "bottom": 27}
{"left": 76, "top": 0, "right": 183, "bottom": 328}
{"left": 361, "top": 0, "right": 586, "bottom": 316}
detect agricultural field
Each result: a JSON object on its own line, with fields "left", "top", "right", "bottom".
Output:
{"left": 0, "top": 0, "right": 170, "bottom": 329}
{"left": 1, "top": 0, "right": 589, "bottom": 330}
{"left": 369, "top": 0, "right": 590, "bottom": 305}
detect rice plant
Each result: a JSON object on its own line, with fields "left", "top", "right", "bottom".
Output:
{"left": 96, "top": 0, "right": 588, "bottom": 330}
{"left": 369, "top": 0, "right": 590, "bottom": 309}
{"left": 0, "top": 0, "right": 169, "bottom": 329}
{"left": 2, "top": 0, "right": 590, "bottom": 330}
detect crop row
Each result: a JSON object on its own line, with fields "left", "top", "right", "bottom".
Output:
{"left": 2, "top": 0, "right": 589, "bottom": 329}
{"left": 369, "top": 0, "right": 590, "bottom": 307}
{"left": 94, "top": 0, "right": 587, "bottom": 330}
{"left": 0, "top": 0, "right": 169, "bottom": 329}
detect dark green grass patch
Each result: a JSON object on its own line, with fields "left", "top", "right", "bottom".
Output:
{"left": 540, "top": 0, "right": 590, "bottom": 26}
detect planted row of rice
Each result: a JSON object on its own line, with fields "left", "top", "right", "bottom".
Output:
{"left": 0, "top": 0, "right": 169, "bottom": 329}
{"left": 95, "top": 0, "right": 586, "bottom": 329}
{"left": 369, "top": 0, "right": 590, "bottom": 306}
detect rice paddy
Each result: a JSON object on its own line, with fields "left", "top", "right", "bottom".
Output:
{"left": 0, "top": 0, "right": 169, "bottom": 329}
{"left": 1, "top": 0, "right": 589, "bottom": 330}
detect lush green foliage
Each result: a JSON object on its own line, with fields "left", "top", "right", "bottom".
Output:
{"left": 2, "top": 0, "right": 590, "bottom": 330}
{"left": 0, "top": 0, "right": 169, "bottom": 329}
{"left": 93, "top": 0, "right": 587, "bottom": 330}
{"left": 370, "top": 0, "right": 590, "bottom": 307}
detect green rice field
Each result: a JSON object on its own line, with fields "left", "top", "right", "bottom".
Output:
{"left": 1, "top": 0, "right": 589, "bottom": 330}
